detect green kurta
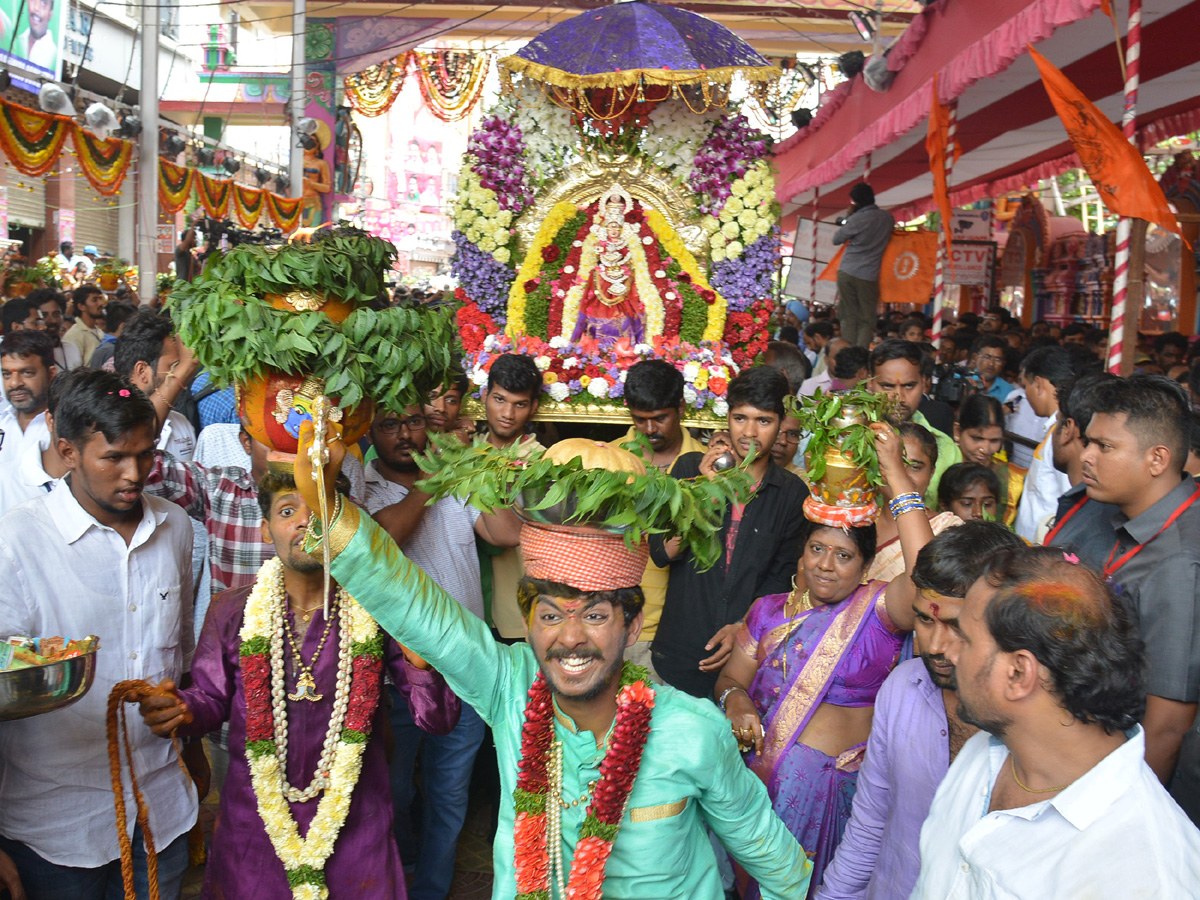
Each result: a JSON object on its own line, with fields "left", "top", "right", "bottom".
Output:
{"left": 311, "top": 504, "right": 812, "bottom": 900}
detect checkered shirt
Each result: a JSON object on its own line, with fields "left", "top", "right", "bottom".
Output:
{"left": 145, "top": 451, "right": 272, "bottom": 595}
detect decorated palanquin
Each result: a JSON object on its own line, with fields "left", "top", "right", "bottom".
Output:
{"left": 451, "top": 2, "right": 782, "bottom": 421}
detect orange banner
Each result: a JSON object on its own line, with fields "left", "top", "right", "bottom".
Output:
{"left": 819, "top": 230, "right": 938, "bottom": 305}
{"left": 1029, "top": 44, "right": 1182, "bottom": 241}
{"left": 926, "top": 74, "right": 960, "bottom": 273}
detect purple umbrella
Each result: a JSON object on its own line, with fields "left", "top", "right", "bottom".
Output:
{"left": 500, "top": 0, "right": 779, "bottom": 92}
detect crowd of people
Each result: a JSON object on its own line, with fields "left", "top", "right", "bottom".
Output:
{"left": 0, "top": 284, "right": 1199, "bottom": 900}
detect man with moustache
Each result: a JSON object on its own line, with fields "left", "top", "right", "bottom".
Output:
{"left": 616, "top": 360, "right": 705, "bottom": 679}
{"left": 649, "top": 366, "right": 808, "bottom": 699}
{"left": 911, "top": 547, "right": 1200, "bottom": 898}
{"left": 364, "top": 404, "right": 521, "bottom": 900}
{"left": 292, "top": 423, "right": 813, "bottom": 900}
{"left": 0, "top": 331, "right": 56, "bottom": 467}
{"left": 27, "top": 289, "right": 81, "bottom": 370}
{"left": 815, "top": 522, "right": 1023, "bottom": 900}
{"left": 1075, "top": 375, "right": 1200, "bottom": 824}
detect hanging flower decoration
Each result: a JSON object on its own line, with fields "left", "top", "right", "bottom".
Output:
{"left": 413, "top": 49, "right": 490, "bottom": 123}
{"left": 196, "top": 172, "right": 233, "bottom": 218}
{"left": 158, "top": 159, "right": 195, "bottom": 214}
{"left": 232, "top": 184, "right": 267, "bottom": 229}
{"left": 0, "top": 100, "right": 72, "bottom": 177}
{"left": 73, "top": 128, "right": 135, "bottom": 196}
{"left": 265, "top": 192, "right": 303, "bottom": 232}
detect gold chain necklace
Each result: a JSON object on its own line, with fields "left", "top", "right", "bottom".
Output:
{"left": 282, "top": 596, "right": 338, "bottom": 702}
{"left": 1009, "top": 755, "right": 1072, "bottom": 794}
{"left": 782, "top": 588, "right": 815, "bottom": 679}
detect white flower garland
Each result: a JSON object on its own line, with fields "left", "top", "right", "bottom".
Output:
{"left": 238, "top": 557, "right": 381, "bottom": 899}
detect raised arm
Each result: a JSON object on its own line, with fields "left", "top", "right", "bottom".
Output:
{"left": 874, "top": 423, "right": 934, "bottom": 633}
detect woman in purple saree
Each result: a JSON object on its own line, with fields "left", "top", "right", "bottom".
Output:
{"left": 716, "top": 425, "right": 932, "bottom": 898}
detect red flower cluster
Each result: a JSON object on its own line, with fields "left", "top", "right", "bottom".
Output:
{"left": 723, "top": 297, "right": 773, "bottom": 367}
{"left": 515, "top": 675, "right": 554, "bottom": 794}
{"left": 456, "top": 299, "right": 498, "bottom": 354}
{"left": 541, "top": 244, "right": 561, "bottom": 263}
{"left": 241, "top": 654, "right": 273, "bottom": 742}
{"left": 588, "top": 680, "right": 654, "bottom": 826}
{"left": 565, "top": 836, "right": 614, "bottom": 900}
{"left": 343, "top": 655, "right": 384, "bottom": 734}
{"left": 514, "top": 811, "right": 549, "bottom": 895}
{"left": 546, "top": 217, "right": 593, "bottom": 340}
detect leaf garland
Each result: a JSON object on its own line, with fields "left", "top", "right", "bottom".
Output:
{"left": 73, "top": 128, "right": 134, "bottom": 196}
{"left": 788, "top": 386, "right": 896, "bottom": 488}
{"left": 158, "top": 159, "right": 195, "bottom": 213}
{"left": 167, "top": 227, "right": 457, "bottom": 413}
{"left": 414, "top": 433, "right": 754, "bottom": 570}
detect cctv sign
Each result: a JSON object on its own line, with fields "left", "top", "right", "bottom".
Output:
{"left": 947, "top": 241, "right": 997, "bottom": 288}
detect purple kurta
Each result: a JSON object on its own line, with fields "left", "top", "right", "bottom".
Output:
{"left": 177, "top": 584, "right": 461, "bottom": 900}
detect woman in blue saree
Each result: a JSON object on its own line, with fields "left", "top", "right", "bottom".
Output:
{"left": 715, "top": 424, "right": 931, "bottom": 898}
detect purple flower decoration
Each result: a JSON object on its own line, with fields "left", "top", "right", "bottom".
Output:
{"left": 711, "top": 227, "right": 781, "bottom": 311}
{"left": 467, "top": 116, "right": 533, "bottom": 215}
{"left": 451, "top": 230, "right": 515, "bottom": 321}
{"left": 689, "top": 115, "right": 772, "bottom": 216}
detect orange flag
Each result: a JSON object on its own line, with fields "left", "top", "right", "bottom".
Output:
{"left": 1028, "top": 44, "right": 1182, "bottom": 241}
{"left": 820, "top": 230, "right": 938, "bottom": 305}
{"left": 926, "top": 74, "right": 959, "bottom": 273}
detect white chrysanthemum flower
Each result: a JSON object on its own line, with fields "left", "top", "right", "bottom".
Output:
{"left": 730, "top": 178, "right": 749, "bottom": 197}
{"left": 548, "top": 382, "right": 570, "bottom": 401}
{"left": 549, "top": 335, "right": 568, "bottom": 349}
{"left": 683, "top": 385, "right": 698, "bottom": 404}
{"left": 534, "top": 356, "right": 551, "bottom": 371}
{"left": 471, "top": 369, "right": 489, "bottom": 387}
{"left": 493, "top": 247, "right": 511, "bottom": 265}
{"left": 587, "top": 378, "right": 609, "bottom": 398}
{"left": 714, "top": 399, "right": 729, "bottom": 416}
{"left": 683, "top": 362, "right": 700, "bottom": 380}
{"left": 710, "top": 247, "right": 726, "bottom": 262}
{"left": 726, "top": 240, "right": 744, "bottom": 257}
{"left": 737, "top": 210, "right": 758, "bottom": 229}
{"left": 722, "top": 221, "right": 740, "bottom": 239}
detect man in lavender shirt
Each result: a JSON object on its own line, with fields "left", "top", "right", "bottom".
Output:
{"left": 815, "top": 522, "right": 1023, "bottom": 900}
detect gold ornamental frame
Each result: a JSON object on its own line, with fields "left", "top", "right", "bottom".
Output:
{"left": 514, "top": 149, "right": 709, "bottom": 260}
{"left": 462, "top": 397, "right": 722, "bottom": 428}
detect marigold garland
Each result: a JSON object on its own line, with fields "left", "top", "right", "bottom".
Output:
{"left": 413, "top": 49, "right": 490, "bottom": 122}
{"left": 344, "top": 56, "right": 409, "bottom": 117}
{"left": 196, "top": 172, "right": 232, "bottom": 218}
{"left": 266, "top": 192, "right": 303, "bottom": 232}
{"left": 156, "top": 159, "right": 194, "bottom": 213}
{"left": 240, "top": 557, "right": 384, "bottom": 900}
{"left": 72, "top": 127, "right": 134, "bottom": 196}
{"left": 0, "top": 100, "right": 72, "bottom": 177}
{"left": 512, "top": 663, "right": 654, "bottom": 900}
{"left": 233, "top": 183, "right": 266, "bottom": 229}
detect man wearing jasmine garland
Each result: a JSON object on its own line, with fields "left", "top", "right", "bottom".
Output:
{"left": 133, "top": 471, "right": 461, "bottom": 899}
{"left": 293, "top": 422, "right": 812, "bottom": 899}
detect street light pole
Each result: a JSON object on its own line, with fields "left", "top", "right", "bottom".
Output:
{"left": 289, "top": 0, "right": 306, "bottom": 200}
{"left": 138, "top": 0, "right": 159, "bottom": 305}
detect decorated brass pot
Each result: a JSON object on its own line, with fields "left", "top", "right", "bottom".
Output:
{"left": 238, "top": 371, "right": 373, "bottom": 455}
{"left": 802, "top": 397, "right": 879, "bottom": 526}
{"left": 264, "top": 290, "right": 355, "bottom": 323}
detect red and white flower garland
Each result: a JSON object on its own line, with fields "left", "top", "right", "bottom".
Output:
{"left": 512, "top": 663, "right": 655, "bottom": 900}
{"left": 239, "top": 557, "right": 385, "bottom": 900}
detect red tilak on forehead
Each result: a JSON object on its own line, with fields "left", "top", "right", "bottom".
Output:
{"left": 929, "top": 601, "right": 940, "bottom": 617}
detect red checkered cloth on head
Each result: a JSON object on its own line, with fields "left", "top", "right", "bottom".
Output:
{"left": 520, "top": 521, "right": 648, "bottom": 591}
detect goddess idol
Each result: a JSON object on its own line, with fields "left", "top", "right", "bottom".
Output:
{"left": 569, "top": 184, "right": 649, "bottom": 345}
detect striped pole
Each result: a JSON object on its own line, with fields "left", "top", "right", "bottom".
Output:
{"left": 863, "top": 151, "right": 872, "bottom": 185}
{"left": 809, "top": 187, "right": 820, "bottom": 304}
{"left": 1106, "top": 0, "right": 1142, "bottom": 375}
{"left": 930, "top": 100, "right": 958, "bottom": 349}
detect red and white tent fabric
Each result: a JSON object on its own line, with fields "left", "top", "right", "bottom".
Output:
{"left": 774, "top": 0, "right": 1199, "bottom": 225}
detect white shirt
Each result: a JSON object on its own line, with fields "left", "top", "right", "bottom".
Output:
{"left": 1013, "top": 414, "right": 1071, "bottom": 541}
{"left": 0, "top": 409, "right": 48, "bottom": 469}
{"left": 910, "top": 727, "right": 1200, "bottom": 899}
{"left": 54, "top": 341, "right": 83, "bottom": 371}
{"left": 364, "top": 459, "right": 484, "bottom": 618}
{"left": 158, "top": 409, "right": 196, "bottom": 461}
{"left": 0, "top": 481, "right": 197, "bottom": 866}
{"left": 0, "top": 427, "right": 57, "bottom": 516}
{"left": 799, "top": 369, "right": 833, "bottom": 397}
{"left": 1003, "top": 389, "right": 1054, "bottom": 470}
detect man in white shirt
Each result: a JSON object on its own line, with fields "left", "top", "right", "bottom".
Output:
{"left": 0, "top": 368, "right": 202, "bottom": 899}
{"left": 1012, "top": 347, "right": 1077, "bottom": 541}
{"left": 365, "top": 403, "right": 520, "bottom": 900}
{"left": 114, "top": 309, "right": 197, "bottom": 461}
{"left": 14, "top": 0, "right": 56, "bottom": 71}
{"left": 0, "top": 330, "right": 56, "bottom": 468}
{"left": 0, "top": 366, "right": 71, "bottom": 516}
{"left": 911, "top": 546, "right": 1200, "bottom": 899}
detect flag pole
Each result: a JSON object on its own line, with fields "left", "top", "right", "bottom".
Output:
{"left": 931, "top": 98, "right": 957, "bottom": 350}
{"left": 1106, "top": 0, "right": 1142, "bottom": 375}
{"left": 809, "top": 187, "right": 820, "bottom": 306}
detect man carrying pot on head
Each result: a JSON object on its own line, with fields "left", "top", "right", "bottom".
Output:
{"left": 288, "top": 422, "right": 813, "bottom": 900}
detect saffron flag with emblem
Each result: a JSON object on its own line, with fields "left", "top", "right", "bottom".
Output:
{"left": 819, "top": 230, "right": 937, "bottom": 304}
{"left": 926, "top": 74, "right": 960, "bottom": 272}
{"left": 1029, "top": 44, "right": 1181, "bottom": 240}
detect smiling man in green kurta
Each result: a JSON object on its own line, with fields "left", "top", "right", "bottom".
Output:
{"left": 295, "top": 423, "right": 810, "bottom": 900}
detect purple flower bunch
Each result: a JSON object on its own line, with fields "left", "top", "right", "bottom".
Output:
{"left": 451, "top": 230, "right": 515, "bottom": 321}
{"left": 689, "top": 115, "right": 771, "bottom": 216}
{"left": 710, "top": 227, "right": 782, "bottom": 311}
{"left": 467, "top": 116, "right": 533, "bottom": 213}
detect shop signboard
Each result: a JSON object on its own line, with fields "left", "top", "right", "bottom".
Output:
{"left": 0, "top": 0, "right": 67, "bottom": 79}
{"left": 948, "top": 240, "right": 997, "bottom": 291}
{"left": 157, "top": 224, "right": 174, "bottom": 254}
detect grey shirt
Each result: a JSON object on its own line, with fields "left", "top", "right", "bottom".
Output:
{"left": 832, "top": 203, "right": 895, "bottom": 280}
{"left": 1106, "top": 474, "right": 1200, "bottom": 703}
{"left": 1043, "top": 482, "right": 1119, "bottom": 571}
